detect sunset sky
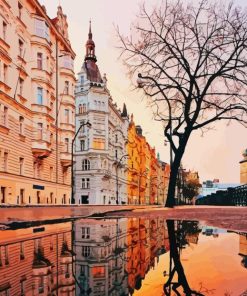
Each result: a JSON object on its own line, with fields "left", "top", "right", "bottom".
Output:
{"left": 40, "top": 0, "right": 247, "bottom": 183}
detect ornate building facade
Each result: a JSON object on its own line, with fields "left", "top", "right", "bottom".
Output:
{"left": 127, "top": 115, "right": 170, "bottom": 205}
{"left": 74, "top": 24, "right": 129, "bottom": 205}
{"left": 0, "top": 0, "right": 76, "bottom": 205}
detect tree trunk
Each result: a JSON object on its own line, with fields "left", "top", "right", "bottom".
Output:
{"left": 165, "top": 132, "right": 191, "bottom": 208}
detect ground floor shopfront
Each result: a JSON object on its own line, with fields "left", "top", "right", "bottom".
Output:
{"left": 0, "top": 172, "right": 71, "bottom": 205}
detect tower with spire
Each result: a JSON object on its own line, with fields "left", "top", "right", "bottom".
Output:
{"left": 74, "top": 22, "right": 129, "bottom": 205}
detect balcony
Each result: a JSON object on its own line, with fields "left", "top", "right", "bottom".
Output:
{"left": 60, "top": 145, "right": 72, "bottom": 167}
{"left": 31, "top": 129, "right": 51, "bottom": 158}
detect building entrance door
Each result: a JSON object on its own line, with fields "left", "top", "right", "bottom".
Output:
{"left": 81, "top": 195, "right": 89, "bottom": 204}
{"left": 1, "top": 187, "right": 6, "bottom": 203}
{"left": 20, "top": 189, "right": 25, "bottom": 204}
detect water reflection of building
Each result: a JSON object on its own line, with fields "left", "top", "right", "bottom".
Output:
{"left": 74, "top": 218, "right": 128, "bottom": 295}
{"left": 239, "top": 233, "right": 247, "bottom": 269}
{"left": 0, "top": 223, "right": 75, "bottom": 295}
{"left": 126, "top": 218, "right": 169, "bottom": 294}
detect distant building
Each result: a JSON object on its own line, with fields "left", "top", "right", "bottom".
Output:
{"left": 240, "top": 149, "right": 247, "bottom": 184}
{"left": 74, "top": 23, "right": 129, "bottom": 205}
{"left": 201, "top": 179, "right": 240, "bottom": 197}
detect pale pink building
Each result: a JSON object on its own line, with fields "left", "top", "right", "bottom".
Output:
{"left": 0, "top": 0, "right": 76, "bottom": 204}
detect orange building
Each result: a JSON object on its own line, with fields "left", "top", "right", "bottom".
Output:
{"left": 127, "top": 115, "right": 170, "bottom": 205}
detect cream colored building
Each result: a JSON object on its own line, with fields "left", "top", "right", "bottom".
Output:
{"left": 0, "top": 0, "right": 76, "bottom": 205}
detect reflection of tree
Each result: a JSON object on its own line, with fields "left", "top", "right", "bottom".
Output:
{"left": 163, "top": 220, "right": 204, "bottom": 296}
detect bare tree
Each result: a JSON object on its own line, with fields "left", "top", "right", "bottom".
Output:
{"left": 117, "top": 0, "right": 247, "bottom": 207}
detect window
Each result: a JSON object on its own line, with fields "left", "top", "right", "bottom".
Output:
{"left": 20, "top": 242, "right": 25, "bottom": 260}
{"left": 115, "top": 150, "right": 118, "bottom": 159}
{"left": 80, "top": 140, "right": 85, "bottom": 151}
{"left": 115, "top": 134, "right": 118, "bottom": 143}
{"left": 93, "top": 138, "right": 105, "bottom": 150}
{"left": 64, "top": 109, "right": 69, "bottom": 123}
{"left": 92, "top": 266, "right": 105, "bottom": 278}
{"left": 19, "top": 39, "right": 24, "bottom": 57}
{"left": 37, "top": 87, "right": 43, "bottom": 104}
{"left": 3, "top": 106, "right": 8, "bottom": 126}
{"left": 18, "top": 2, "right": 23, "bottom": 19}
{"left": 38, "top": 276, "right": 44, "bottom": 294}
{"left": 19, "top": 158, "right": 24, "bottom": 175}
{"left": 83, "top": 103, "right": 86, "bottom": 113}
{"left": 49, "top": 167, "right": 53, "bottom": 181}
{"left": 78, "top": 104, "right": 83, "bottom": 114}
{"left": 80, "top": 120, "right": 85, "bottom": 133}
{"left": 20, "top": 280, "right": 25, "bottom": 296}
{"left": 35, "top": 19, "right": 50, "bottom": 41}
{"left": 65, "top": 138, "right": 69, "bottom": 152}
{"left": 80, "top": 76, "right": 84, "bottom": 84}
{"left": 4, "top": 246, "right": 9, "bottom": 265}
{"left": 81, "top": 246, "right": 90, "bottom": 257}
{"left": 3, "top": 152, "right": 8, "bottom": 172}
{"left": 81, "top": 178, "right": 90, "bottom": 189}
{"left": 19, "top": 78, "right": 24, "bottom": 96}
{"left": 63, "top": 55, "right": 73, "bottom": 70}
{"left": 82, "top": 159, "right": 90, "bottom": 171}
{"left": 19, "top": 116, "right": 24, "bottom": 135}
{"left": 3, "top": 64, "right": 8, "bottom": 84}
{"left": 37, "top": 123, "right": 43, "bottom": 140}
{"left": 64, "top": 81, "right": 69, "bottom": 95}
{"left": 37, "top": 52, "right": 43, "bottom": 70}
{"left": 81, "top": 227, "right": 90, "bottom": 239}
{"left": 3, "top": 21, "right": 7, "bottom": 41}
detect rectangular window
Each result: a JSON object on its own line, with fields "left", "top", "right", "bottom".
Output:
{"left": 63, "top": 55, "right": 73, "bottom": 70}
{"left": 35, "top": 19, "right": 50, "bottom": 41}
{"left": 80, "top": 140, "right": 85, "bottom": 151}
{"left": 93, "top": 138, "right": 105, "bottom": 150}
{"left": 19, "top": 39, "right": 24, "bottom": 57}
{"left": 3, "top": 106, "right": 8, "bottom": 126}
{"left": 3, "top": 152, "right": 8, "bottom": 172}
{"left": 92, "top": 266, "right": 105, "bottom": 278}
{"left": 3, "top": 21, "right": 7, "bottom": 41}
{"left": 64, "top": 81, "right": 69, "bottom": 95}
{"left": 81, "top": 246, "right": 90, "bottom": 257}
{"left": 49, "top": 167, "right": 53, "bottom": 181}
{"left": 37, "top": 87, "right": 43, "bottom": 104}
{"left": 37, "top": 52, "right": 43, "bottom": 70}
{"left": 64, "top": 109, "right": 69, "bottom": 123}
{"left": 37, "top": 123, "right": 43, "bottom": 140}
{"left": 19, "top": 116, "right": 24, "bottom": 135}
{"left": 65, "top": 138, "right": 69, "bottom": 152}
{"left": 4, "top": 246, "right": 9, "bottom": 265}
{"left": 3, "top": 64, "right": 8, "bottom": 84}
{"left": 20, "top": 242, "right": 25, "bottom": 260}
{"left": 18, "top": 2, "right": 23, "bottom": 19}
{"left": 81, "top": 227, "right": 90, "bottom": 239}
{"left": 38, "top": 276, "right": 44, "bottom": 294}
{"left": 19, "top": 78, "right": 24, "bottom": 96}
{"left": 19, "top": 157, "right": 24, "bottom": 175}
{"left": 81, "top": 178, "right": 90, "bottom": 189}
{"left": 20, "top": 280, "right": 25, "bottom": 296}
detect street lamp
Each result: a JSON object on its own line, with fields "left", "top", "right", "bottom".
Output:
{"left": 71, "top": 121, "right": 92, "bottom": 204}
{"left": 115, "top": 154, "right": 128, "bottom": 205}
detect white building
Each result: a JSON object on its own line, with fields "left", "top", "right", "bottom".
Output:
{"left": 74, "top": 23, "right": 129, "bottom": 205}
{"left": 201, "top": 179, "right": 240, "bottom": 197}
{"left": 74, "top": 218, "right": 128, "bottom": 295}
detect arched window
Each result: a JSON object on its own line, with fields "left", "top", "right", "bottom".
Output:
{"left": 82, "top": 159, "right": 90, "bottom": 171}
